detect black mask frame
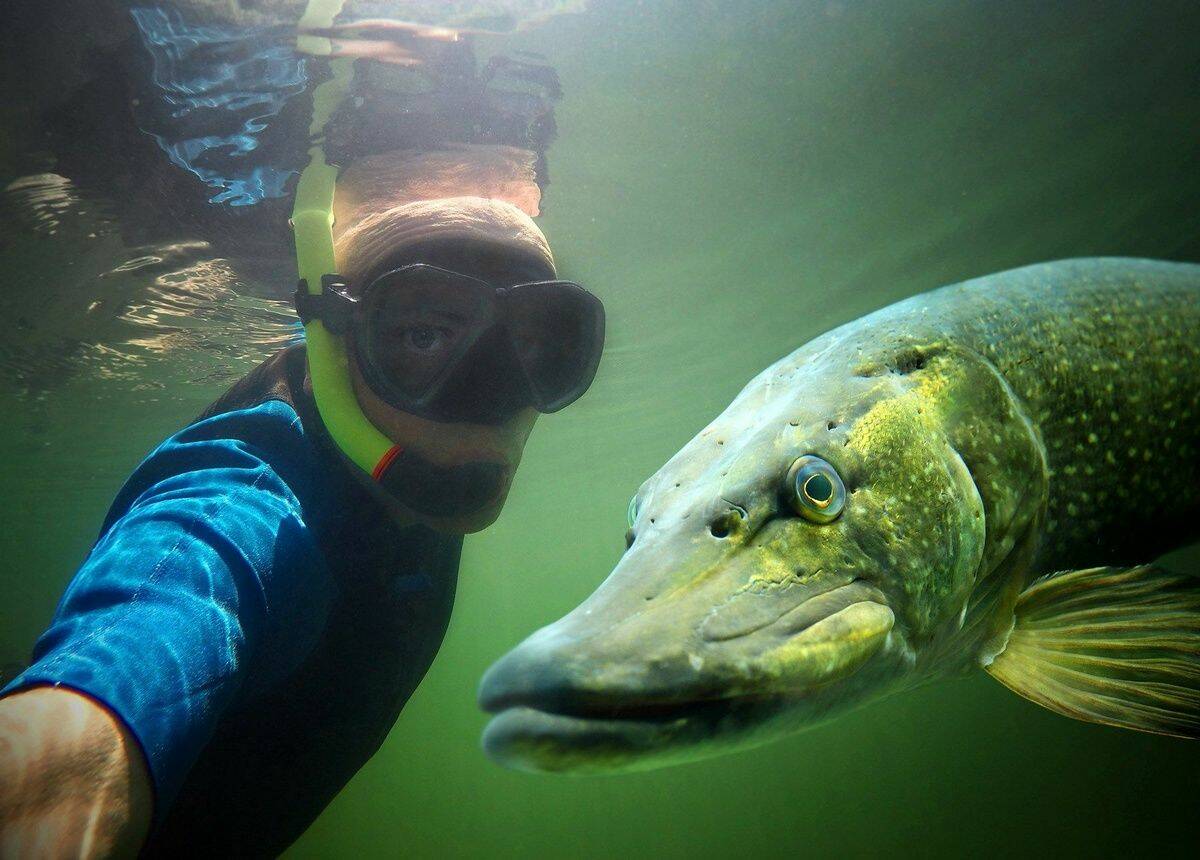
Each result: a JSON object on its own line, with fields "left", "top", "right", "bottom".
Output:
{"left": 294, "top": 264, "right": 605, "bottom": 423}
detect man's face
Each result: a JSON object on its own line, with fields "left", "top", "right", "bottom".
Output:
{"left": 348, "top": 239, "right": 553, "bottom": 534}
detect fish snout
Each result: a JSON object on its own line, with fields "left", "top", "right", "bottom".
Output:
{"left": 477, "top": 615, "right": 726, "bottom": 774}
{"left": 478, "top": 616, "right": 713, "bottom": 718}
{"left": 478, "top": 568, "right": 902, "bottom": 773}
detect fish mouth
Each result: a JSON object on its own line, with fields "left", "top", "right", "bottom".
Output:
{"left": 480, "top": 698, "right": 758, "bottom": 775}
{"left": 479, "top": 581, "right": 896, "bottom": 774}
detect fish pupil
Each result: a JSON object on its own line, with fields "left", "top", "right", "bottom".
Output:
{"left": 803, "top": 473, "right": 834, "bottom": 505}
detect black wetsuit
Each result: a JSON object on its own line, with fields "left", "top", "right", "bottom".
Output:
{"left": 2, "top": 345, "right": 462, "bottom": 857}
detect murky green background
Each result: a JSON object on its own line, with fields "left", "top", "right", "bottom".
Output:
{"left": 2, "top": 1, "right": 1199, "bottom": 856}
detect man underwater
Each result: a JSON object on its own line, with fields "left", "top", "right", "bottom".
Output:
{"left": 0, "top": 149, "right": 603, "bottom": 856}
{"left": 0, "top": 12, "right": 603, "bottom": 855}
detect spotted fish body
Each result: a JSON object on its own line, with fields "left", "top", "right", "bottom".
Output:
{"left": 886, "top": 258, "right": 1199, "bottom": 572}
{"left": 480, "top": 258, "right": 1200, "bottom": 773}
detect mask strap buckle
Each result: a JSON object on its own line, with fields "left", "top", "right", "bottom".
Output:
{"left": 293, "top": 274, "right": 356, "bottom": 334}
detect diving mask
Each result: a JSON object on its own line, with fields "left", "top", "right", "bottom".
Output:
{"left": 294, "top": 263, "right": 605, "bottom": 425}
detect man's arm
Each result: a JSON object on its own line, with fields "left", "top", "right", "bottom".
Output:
{"left": 0, "top": 401, "right": 329, "bottom": 852}
{"left": 0, "top": 687, "right": 151, "bottom": 858}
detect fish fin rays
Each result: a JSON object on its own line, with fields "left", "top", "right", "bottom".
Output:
{"left": 984, "top": 564, "right": 1200, "bottom": 739}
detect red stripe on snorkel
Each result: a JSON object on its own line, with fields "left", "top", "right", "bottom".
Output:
{"left": 371, "top": 445, "right": 403, "bottom": 482}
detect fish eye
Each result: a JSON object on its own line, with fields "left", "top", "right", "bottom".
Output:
{"left": 626, "top": 494, "right": 640, "bottom": 529}
{"left": 786, "top": 455, "right": 846, "bottom": 524}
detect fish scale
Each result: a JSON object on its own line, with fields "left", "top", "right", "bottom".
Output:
{"left": 867, "top": 258, "right": 1200, "bottom": 571}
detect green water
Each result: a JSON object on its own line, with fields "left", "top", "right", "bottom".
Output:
{"left": 2, "top": 1, "right": 1199, "bottom": 856}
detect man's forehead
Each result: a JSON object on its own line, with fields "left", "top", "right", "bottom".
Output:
{"left": 362, "top": 237, "right": 554, "bottom": 290}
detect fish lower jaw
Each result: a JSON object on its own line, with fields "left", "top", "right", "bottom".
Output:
{"left": 480, "top": 695, "right": 766, "bottom": 774}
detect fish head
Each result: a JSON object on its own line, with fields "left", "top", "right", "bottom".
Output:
{"left": 480, "top": 334, "right": 1044, "bottom": 773}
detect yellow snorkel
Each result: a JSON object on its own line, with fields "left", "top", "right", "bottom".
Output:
{"left": 289, "top": 0, "right": 598, "bottom": 517}
{"left": 292, "top": 0, "right": 401, "bottom": 481}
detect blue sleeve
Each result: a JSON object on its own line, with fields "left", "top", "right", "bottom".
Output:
{"left": 0, "top": 400, "right": 333, "bottom": 819}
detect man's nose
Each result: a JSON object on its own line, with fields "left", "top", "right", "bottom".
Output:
{"left": 431, "top": 329, "right": 531, "bottom": 424}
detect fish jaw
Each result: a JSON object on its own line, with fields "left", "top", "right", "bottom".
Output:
{"left": 478, "top": 545, "right": 908, "bottom": 773}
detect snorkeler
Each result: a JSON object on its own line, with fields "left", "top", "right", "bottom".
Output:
{"left": 0, "top": 169, "right": 603, "bottom": 857}
{"left": 0, "top": 5, "right": 600, "bottom": 856}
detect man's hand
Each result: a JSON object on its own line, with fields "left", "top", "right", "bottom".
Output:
{"left": 298, "top": 17, "right": 461, "bottom": 66}
{"left": 0, "top": 687, "right": 151, "bottom": 859}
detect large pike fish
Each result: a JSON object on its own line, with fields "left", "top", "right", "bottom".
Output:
{"left": 479, "top": 258, "right": 1200, "bottom": 773}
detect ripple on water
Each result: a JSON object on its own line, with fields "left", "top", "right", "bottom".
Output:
{"left": 0, "top": 173, "right": 299, "bottom": 407}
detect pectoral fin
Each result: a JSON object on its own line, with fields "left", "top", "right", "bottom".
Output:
{"left": 984, "top": 565, "right": 1200, "bottom": 739}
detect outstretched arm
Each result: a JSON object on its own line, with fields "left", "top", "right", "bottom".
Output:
{"left": 0, "top": 401, "right": 330, "bottom": 853}
{"left": 0, "top": 687, "right": 151, "bottom": 858}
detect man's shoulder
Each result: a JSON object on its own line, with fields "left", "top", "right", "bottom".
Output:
{"left": 180, "top": 399, "right": 306, "bottom": 453}
{"left": 98, "top": 399, "right": 314, "bottom": 532}
{"left": 197, "top": 344, "right": 309, "bottom": 424}
{"left": 97, "top": 348, "right": 324, "bottom": 534}
{"left": 177, "top": 344, "right": 319, "bottom": 479}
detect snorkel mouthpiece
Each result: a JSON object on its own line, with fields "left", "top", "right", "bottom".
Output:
{"left": 374, "top": 449, "right": 506, "bottom": 518}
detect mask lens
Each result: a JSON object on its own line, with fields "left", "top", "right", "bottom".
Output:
{"left": 359, "top": 266, "right": 489, "bottom": 401}
{"left": 502, "top": 282, "right": 605, "bottom": 411}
